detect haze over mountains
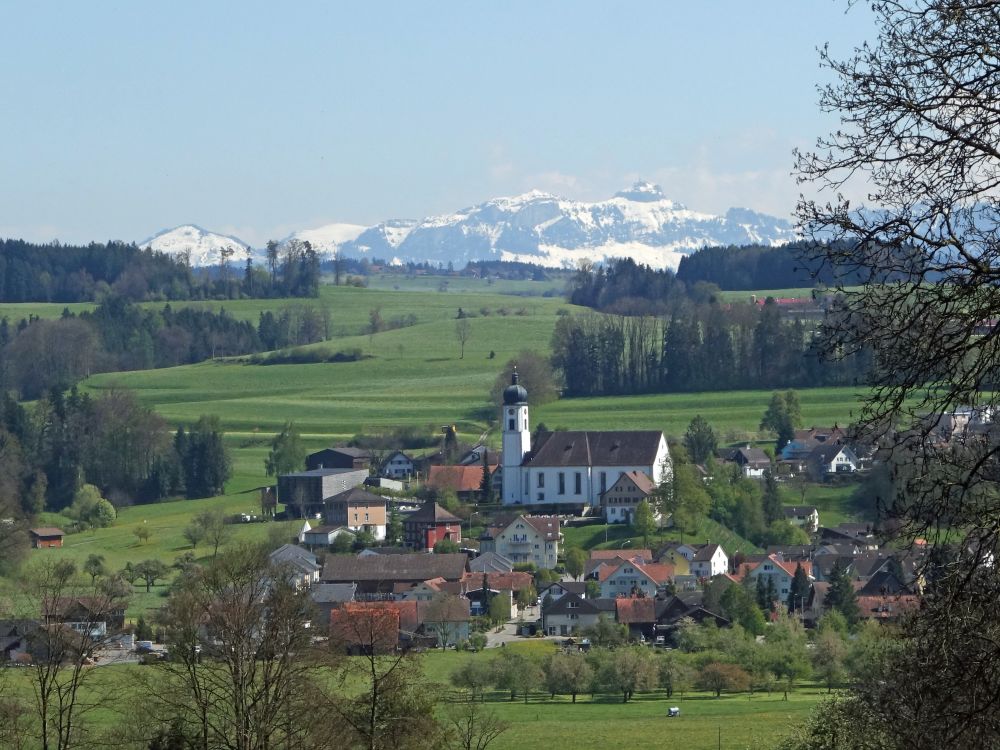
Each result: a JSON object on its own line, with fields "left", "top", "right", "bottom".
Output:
{"left": 141, "top": 183, "right": 797, "bottom": 270}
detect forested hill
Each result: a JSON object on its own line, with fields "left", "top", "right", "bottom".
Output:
{"left": 0, "top": 237, "right": 320, "bottom": 302}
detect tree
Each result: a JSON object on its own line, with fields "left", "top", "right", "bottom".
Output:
{"left": 82, "top": 554, "right": 106, "bottom": 585}
{"left": 515, "top": 584, "right": 537, "bottom": 610}
{"left": 581, "top": 615, "right": 627, "bottom": 648}
{"left": 683, "top": 415, "right": 717, "bottom": 464}
{"left": 658, "top": 653, "right": 694, "bottom": 698}
{"left": 719, "top": 582, "right": 767, "bottom": 635}
{"left": 133, "top": 525, "right": 151, "bottom": 545}
{"left": 455, "top": 318, "right": 472, "bottom": 359}
{"left": 152, "top": 544, "right": 344, "bottom": 750}
{"left": 179, "top": 416, "right": 230, "bottom": 499}
{"left": 490, "top": 351, "right": 559, "bottom": 406}
{"left": 445, "top": 700, "right": 509, "bottom": 750}
{"left": 787, "top": 562, "right": 811, "bottom": 614}
{"left": 134, "top": 559, "right": 169, "bottom": 593}
{"left": 195, "top": 509, "right": 231, "bottom": 558}
{"left": 596, "top": 646, "right": 659, "bottom": 703}
{"left": 491, "top": 651, "right": 542, "bottom": 704}
{"left": 264, "top": 421, "right": 305, "bottom": 477}
{"left": 434, "top": 538, "right": 461, "bottom": 554}
{"left": 791, "top": 4, "right": 1000, "bottom": 742}
{"left": 451, "top": 659, "right": 494, "bottom": 702}
{"left": 761, "top": 468, "right": 782, "bottom": 525}
{"left": 655, "top": 460, "right": 710, "bottom": 538}
{"left": 630, "top": 499, "right": 658, "bottom": 548}
{"left": 67, "top": 484, "right": 115, "bottom": 529}
{"left": 487, "top": 595, "right": 510, "bottom": 626}
{"left": 697, "top": 662, "right": 751, "bottom": 698}
{"left": 824, "top": 560, "right": 860, "bottom": 628}
{"left": 16, "top": 558, "right": 126, "bottom": 750}
{"left": 564, "top": 547, "right": 586, "bottom": 581}
{"left": 543, "top": 651, "right": 593, "bottom": 703}
{"left": 181, "top": 521, "right": 205, "bottom": 550}
{"left": 813, "top": 628, "right": 847, "bottom": 693}
{"left": 759, "top": 390, "right": 801, "bottom": 450}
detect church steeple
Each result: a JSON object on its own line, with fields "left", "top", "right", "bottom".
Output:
{"left": 500, "top": 367, "right": 531, "bottom": 504}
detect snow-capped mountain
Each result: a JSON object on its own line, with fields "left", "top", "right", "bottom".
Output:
{"left": 141, "top": 225, "right": 253, "bottom": 267}
{"left": 141, "top": 183, "right": 796, "bottom": 270}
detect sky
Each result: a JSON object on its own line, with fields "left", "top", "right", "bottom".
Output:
{"left": 0, "top": 1, "right": 875, "bottom": 247}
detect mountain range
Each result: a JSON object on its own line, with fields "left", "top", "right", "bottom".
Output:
{"left": 140, "top": 182, "right": 796, "bottom": 270}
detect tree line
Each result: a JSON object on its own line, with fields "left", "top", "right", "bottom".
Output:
{"left": 0, "top": 297, "right": 332, "bottom": 398}
{"left": 551, "top": 300, "right": 871, "bottom": 397}
{"left": 0, "top": 237, "right": 322, "bottom": 303}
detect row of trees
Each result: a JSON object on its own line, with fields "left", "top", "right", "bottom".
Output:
{"left": 0, "top": 297, "right": 332, "bottom": 399}
{"left": 551, "top": 302, "right": 870, "bottom": 397}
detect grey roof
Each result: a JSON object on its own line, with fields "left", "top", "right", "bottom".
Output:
{"left": 539, "top": 581, "right": 588, "bottom": 596}
{"left": 810, "top": 443, "right": 856, "bottom": 463}
{"left": 469, "top": 551, "right": 514, "bottom": 574}
{"left": 692, "top": 544, "right": 724, "bottom": 562}
{"left": 310, "top": 583, "right": 357, "bottom": 604}
{"left": 403, "top": 501, "right": 462, "bottom": 524}
{"left": 327, "top": 486, "right": 387, "bottom": 506}
{"left": 524, "top": 430, "right": 663, "bottom": 468}
{"left": 282, "top": 468, "right": 368, "bottom": 478}
{"left": 543, "top": 592, "right": 615, "bottom": 616}
{"left": 321, "top": 552, "right": 468, "bottom": 583}
{"left": 269, "top": 544, "right": 319, "bottom": 572}
{"left": 783, "top": 506, "right": 819, "bottom": 516}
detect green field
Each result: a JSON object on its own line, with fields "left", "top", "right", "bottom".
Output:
{"left": 0, "top": 643, "right": 824, "bottom": 750}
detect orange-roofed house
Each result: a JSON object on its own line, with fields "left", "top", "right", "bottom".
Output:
{"left": 330, "top": 601, "right": 419, "bottom": 653}
{"left": 426, "top": 464, "right": 497, "bottom": 502}
{"left": 744, "top": 554, "right": 814, "bottom": 607}
{"left": 600, "top": 560, "right": 674, "bottom": 598}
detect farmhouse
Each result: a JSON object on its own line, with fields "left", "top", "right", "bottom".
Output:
{"left": 480, "top": 515, "right": 561, "bottom": 569}
{"left": 499, "top": 371, "right": 670, "bottom": 510}
{"left": 381, "top": 451, "right": 415, "bottom": 480}
{"left": 600, "top": 470, "right": 657, "bottom": 524}
{"left": 30, "top": 527, "right": 65, "bottom": 549}
{"left": 325, "top": 486, "right": 388, "bottom": 541}
{"left": 306, "top": 447, "right": 371, "bottom": 471}
{"left": 401, "top": 501, "right": 463, "bottom": 551}
{"left": 320, "top": 552, "right": 468, "bottom": 596}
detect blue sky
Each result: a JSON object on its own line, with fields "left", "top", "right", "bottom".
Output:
{"left": 0, "top": 1, "right": 874, "bottom": 246}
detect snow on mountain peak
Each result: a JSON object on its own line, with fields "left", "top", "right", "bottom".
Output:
{"left": 141, "top": 225, "right": 250, "bottom": 267}
{"left": 615, "top": 181, "right": 669, "bottom": 203}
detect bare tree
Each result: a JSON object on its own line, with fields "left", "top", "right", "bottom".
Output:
{"left": 149, "top": 544, "right": 335, "bottom": 750}
{"left": 789, "top": 2, "right": 1000, "bottom": 747}
{"left": 446, "top": 700, "right": 509, "bottom": 750}
{"left": 16, "top": 559, "right": 127, "bottom": 750}
{"left": 455, "top": 318, "right": 471, "bottom": 359}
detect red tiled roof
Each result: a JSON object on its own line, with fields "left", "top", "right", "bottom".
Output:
{"left": 589, "top": 549, "right": 653, "bottom": 562}
{"left": 461, "top": 571, "right": 533, "bottom": 592}
{"left": 616, "top": 597, "right": 655, "bottom": 623}
{"left": 427, "top": 465, "right": 496, "bottom": 493}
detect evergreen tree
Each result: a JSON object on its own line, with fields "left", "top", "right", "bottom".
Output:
{"left": 762, "top": 468, "right": 783, "bottom": 524}
{"left": 683, "top": 415, "right": 717, "bottom": 464}
{"left": 264, "top": 421, "right": 305, "bottom": 477}
{"left": 825, "top": 560, "right": 861, "bottom": 627}
{"left": 787, "top": 562, "right": 811, "bottom": 613}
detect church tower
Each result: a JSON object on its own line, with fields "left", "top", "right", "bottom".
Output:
{"left": 501, "top": 369, "right": 531, "bottom": 504}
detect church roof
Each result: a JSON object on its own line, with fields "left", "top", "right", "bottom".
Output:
{"left": 502, "top": 370, "right": 528, "bottom": 405}
{"left": 523, "top": 431, "right": 663, "bottom": 468}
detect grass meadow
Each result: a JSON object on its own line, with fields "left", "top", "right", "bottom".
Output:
{"left": 0, "top": 641, "right": 824, "bottom": 750}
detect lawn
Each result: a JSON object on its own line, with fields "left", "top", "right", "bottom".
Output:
{"left": 781, "top": 481, "right": 862, "bottom": 529}
{"left": 561, "top": 516, "right": 763, "bottom": 557}
{"left": 0, "top": 643, "right": 824, "bottom": 750}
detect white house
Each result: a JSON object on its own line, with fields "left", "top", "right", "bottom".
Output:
{"left": 744, "top": 554, "right": 814, "bottom": 606}
{"left": 783, "top": 506, "right": 820, "bottom": 534}
{"left": 480, "top": 515, "right": 561, "bottom": 570}
{"left": 598, "top": 559, "right": 673, "bottom": 599}
{"left": 499, "top": 371, "right": 670, "bottom": 510}
{"left": 382, "top": 451, "right": 415, "bottom": 480}
{"left": 600, "top": 471, "right": 658, "bottom": 524}
{"left": 689, "top": 544, "right": 728, "bottom": 579}
{"left": 809, "top": 444, "right": 859, "bottom": 479}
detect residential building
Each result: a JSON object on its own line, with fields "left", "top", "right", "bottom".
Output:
{"left": 783, "top": 505, "right": 820, "bottom": 534}
{"left": 600, "top": 470, "right": 657, "bottom": 524}
{"left": 401, "top": 501, "right": 463, "bottom": 551}
{"left": 499, "top": 371, "right": 670, "bottom": 510}
{"left": 268, "top": 544, "right": 321, "bottom": 587}
{"left": 742, "top": 554, "right": 814, "bottom": 607}
{"left": 480, "top": 515, "right": 561, "bottom": 569}
{"left": 542, "top": 592, "right": 616, "bottom": 636}
{"left": 468, "top": 551, "right": 514, "bottom": 574}
{"left": 690, "top": 543, "right": 729, "bottom": 579}
{"left": 325, "top": 486, "right": 388, "bottom": 541}
{"left": 302, "top": 526, "right": 355, "bottom": 549}
{"left": 382, "top": 451, "right": 416, "bottom": 480}
{"left": 599, "top": 560, "right": 674, "bottom": 599}
{"left": 320, "top": 552, "right": 468, "bottom": 595}
{"left": 809, "top": 444, "right": 860, "bottom": 479}
{"left": 426, "top": 464, "right": 496, "bottom": 502}
{"left": 718, "top": 446, "right": 771, "bottom": 478}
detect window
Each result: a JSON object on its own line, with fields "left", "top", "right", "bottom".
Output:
{"left": 558, "top": 473, "right": 565, "bottom": 494}
{"left": 509, "top": 419, "right": 515, "bottom": 430}
{"left": 600, "top": 471, "right": 607, "bottom": 493}
{"left": 538, "top": 474, "right": 545, "bottom": 488}
{"left": 575, "top": 472, "right": 582, "bottom": 494}
{"left": 353, "top": 513, "right": 358, "bottom": 522}
{"left": 364, "top": 513, "right": 369, "bottom": 521}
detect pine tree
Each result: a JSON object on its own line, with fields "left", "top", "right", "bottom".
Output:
{"left": 824, "top": 560, "right": 860, "bottom": 627}
{"left": 787, "top": 562, "right": 810, "bottom": 612}
{"left": 762, "top": 468, "right": 783, "bottom": 525}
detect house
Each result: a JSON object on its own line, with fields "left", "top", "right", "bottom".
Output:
{"left": 808, "top": 444, "right": 859, "bottom": 479}
{"left": 468, "top": 551, "right": 514, "bottom": 574}
{"left": 783, "top": 506, "right": 820, "bottom": 534}
{"left": 44, "top": 597, "right": 126, "bottom": 639}
{"left": 599, "top": 560, "right": 674, "bottom": 599}
{"left": 277, "top": 468, "right": 369, "bottom": 517}
{"left": 653, "top": 543, "right": 693, "bottom": 575}
{"left": 458, "top": 445, "right": 500, "bottom": 467}
{"left": 542, "top": 592, "right": 617, "bottom": 636}
{"left": 616, "top": 597, "right": 656, "bottom": 640}
{"left": 742, "top": 554, "right": 814, "bottom": 608}
{"left": 690, "top": 544, "right": 729, "bottom": 579}
{"left": 718, "top": 446, "right": 771, "bottom": 478}
{"left": 417, "top": 595, "right": 471, "bottom": 646}
{"left": 268, "top": 544, "right": 321, "bottom": 587}
{"left": 539, "top": 581, "right": 589, "bottom": 604}
{"left": 325, "top": 486, "right": 388, "bottom": 541}
{"left": 460, "top": 571, "right": 535, "bottom": 617}
{"left": 320, "top": 552, "right": 468, "bottom": 595}
{"left": 480, "top": 515, "right": 561, "bottom": 569}
{"left": 30, "top": 527, "right": 64, "bottom": 549}
{"left": 382, "top": 451, "right": 416, "bottom": 480}
{"left": 330, "top": 602, "right": 418, "bottom": 652}
{"left": 426, "top": 464, "right": 495, "bottom": 502}
{"left": 600, "top": 471, "right": 658, "bottom": 524}
{"left": 499, "top": 371, "right": 671, "bottom": 510}
{"left": 306, "top": 447, "right": 371, "bottom": 471}
{"left": 301, "top": 525, "right": 355, "bottom": 549}
{"left": 310, "top": 583, "right": 357, "bottom": 628}
{"left": 652, "top": 596, "right": 731, "bottom": 642}
{"left": 401, "top": 501, "right": 463, "bottom": 551}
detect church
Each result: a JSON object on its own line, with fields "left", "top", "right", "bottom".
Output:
{"left": 499, "top": 370, "right": 671, "bottom": 512}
